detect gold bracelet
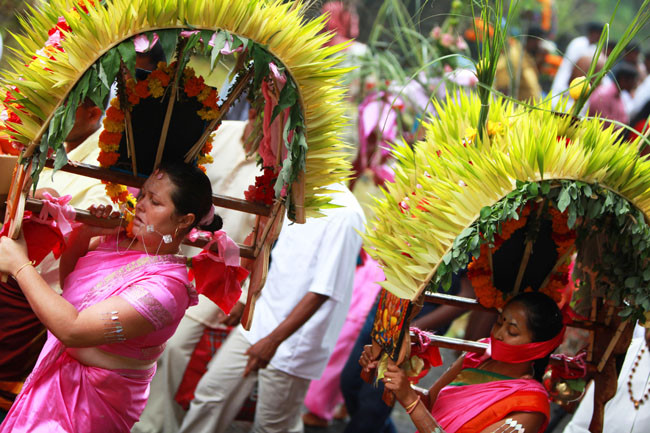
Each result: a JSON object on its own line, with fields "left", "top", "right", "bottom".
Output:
{"left": 13, "top": 260, "right": 35, "bottom": 279}
{"left": 405, "top": 395, "right": 421, "bottom": 414}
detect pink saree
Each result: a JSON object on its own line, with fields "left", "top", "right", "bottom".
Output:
{"left": 0, "top": 237, "right": 197, "bottom": 433}
{"left": 427, "top": 355, "right": 550, "bottom": 433}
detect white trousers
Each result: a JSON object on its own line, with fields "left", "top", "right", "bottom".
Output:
{"left": 131, "top": 315, "right": 205, "bottom": 433}
{"left": 178, "top": 327, "right": 310, "bottom": 433}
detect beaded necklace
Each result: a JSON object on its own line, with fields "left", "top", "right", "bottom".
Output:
{"left": 627, "top": 345, "right": 650, "bottom": 410}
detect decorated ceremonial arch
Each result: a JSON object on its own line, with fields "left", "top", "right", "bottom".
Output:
{"left": 0, "top": 0, "right": 352, "bottom": 327}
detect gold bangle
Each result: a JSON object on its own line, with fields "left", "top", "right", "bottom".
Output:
{"left": 13, "top": 260, "right": 35, "bottom": 279}
{"left": 405, "top": 395, "right": 421, "bottom": 414}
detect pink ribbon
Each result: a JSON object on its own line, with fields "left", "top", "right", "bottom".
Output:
{"left": 31, "top": 192, "right": 76, "bottom": 236}
{"left": 187, "top": 227, "right": 211, "bottom": 242}
{"left": 201, "top": 230, "right": 240, "bottom": 267}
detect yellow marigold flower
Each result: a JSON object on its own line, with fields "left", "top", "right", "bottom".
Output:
{"left": 197, "top": 86, "right": 212, "bottom": 103}
{"left": 198, "top": 108, "right": 220, "bottom": 120}
{"left": 99, "top": 141, "right": 120, "bottom": 152}
{"left": 486, "top": 120, "right": 504, "bottom": 136}
{"left": 198, "top": 154, "right": 214, "bottom": 165}
{"left": 149, "top": 78, "right": 165, "bottom": 98}
{"left": 464, "top": 127, "right": 477, "bottom": 144}
{"left": 102, "top": 119, "right": 124, "bottom": 133}
{"left": 183, "top": 67, "right": 196, "bottom": 80}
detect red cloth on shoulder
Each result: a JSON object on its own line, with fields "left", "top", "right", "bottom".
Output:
{"left": 1, "top": 211, "right": 67, "bottom": 264}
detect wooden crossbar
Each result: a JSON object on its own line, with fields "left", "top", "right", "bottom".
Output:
{"left": 424, "top": 292, "right": 602, "bottom": 331}
{"left": 0, "top": 196, "right": 255, "bottom": 259}
{"left": 43, "top": 160, "right": 271, "bottom": 216}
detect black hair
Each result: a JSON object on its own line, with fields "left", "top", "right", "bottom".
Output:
{"left": 507, "top": 292, "right": 563, "bottom": 382}
{"left": 528, "top": 26, "right": 546, "bottom": 39}
{"left": 157, "top": 162, "right": 223, "bottom": 232}
{"left": 585, "top": 22, "right": 604, "bottom": 34}
{"left": 625, "top": 41, "right": 640, "bottom": 54}
{"left": 614, "top": 61, "right": 639, "bottom": 82}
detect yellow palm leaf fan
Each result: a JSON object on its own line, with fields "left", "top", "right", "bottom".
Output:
{"left": 1, "top": 0, "right": 352, "bottom": 219}
{"left": 0, "top": 0, "right": 353, "bottom": 327}
{"left": 364, "top": 92, "right": 650, "bottom": 311}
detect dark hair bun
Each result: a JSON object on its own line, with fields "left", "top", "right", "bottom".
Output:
{"left": 199, "top": 214, "right": 223, "bottom": 232}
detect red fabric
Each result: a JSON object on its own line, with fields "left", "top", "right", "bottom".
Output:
{"left": 0, "top": 277, "right": 47, "bottom": 384}
{"left": 189, "top": 252, "right": 249, "bottom": 315}
{"left": 490, "top": 327, "right": 566, "bottom": 363}
{"left": 1, "top": 211, "right": 66, "bottom": 264}
{"left": 175, "top": 327, "right": 231, "bottom": 410}
{"left": 0, "top": 212, "right": 65, "bottom": 391}
{"left": 408, "top": 328, "right": 443, "bottom": 384}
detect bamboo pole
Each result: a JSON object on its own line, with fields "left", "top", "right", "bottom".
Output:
{"left": 124, "top": 109, "right": 138, "bottom": 175}
{"left": 604, "top": 305, "right": 615, "bottom": 326}
{"left": 42, "top": 160, "right": 272, "bottom": 216}
{"left": 0, "top": 197, "right": 257, "bottom": 259}
{"left": 539, "top": 245, "right": 576, "bottom": 290}
{"left": 153, "top": 61, "right": 184, "bottom": 170}
{"left": 587, "top": 297, "right": 599, "bottom": 362}
{"left": 253, "top": 201, "right": 284, "bottom": 257}
{"left": 184, "top": 69, "right": 254, "bottom": 163}
{"left": 513, "top": 201, "right": 545, "bottom": 294}
{"left": 597, "top": 320, "right": 628, "bottom": 372}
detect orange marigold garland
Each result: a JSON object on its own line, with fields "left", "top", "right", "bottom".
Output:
{"left": 97, "top": 62, "right": 218, "bottom": 235}
{"left": 467, "top": 202, "right": 576, "bottom": 308}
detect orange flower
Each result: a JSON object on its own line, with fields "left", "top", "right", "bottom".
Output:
{"left": 467, "top": 201, "right": 575, "bottom": 309}
{"left": 98, "top": 150, "right": 119, "bottom": 167}
{"left": 128, "top": 92, "right": 140, "bottom": 105}
{"left": 149, "top": 69, "right": 171, "bottom": 87}
{"left": 106, "top": 106, "right": 125, "bottom": 122}
{"left": 185, "top": 75, "right": 206, "bottom": 98}
{"left": 134, "top": 80, "right": 151, "bottom": 99}
{"left": 100, "top": 130, "right": 122, "bottom": 146}
{"left": 202, "top": 139, "right": 213, "bottom": 155}
{"left": 201, "top": 89, "right": 219, "bottom": 109}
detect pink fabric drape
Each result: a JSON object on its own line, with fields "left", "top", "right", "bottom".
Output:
{"left": 430, "top": 378, "right": 548, "bottom": 433}
{"left": 303, "top": 253, "right": 384, "bottom": 420}
{"left": 0, "top": 236, "right": 196, "bottom": 432}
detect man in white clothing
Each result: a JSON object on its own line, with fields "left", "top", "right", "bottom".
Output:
{"left": 551, "top": 23, "right": 603, "bottom": 105}
{"left": 564, "top": 325, "right": 650, "bottom": 433}
{"left": 177, "top": 183, "right": 365, "bottom": 433}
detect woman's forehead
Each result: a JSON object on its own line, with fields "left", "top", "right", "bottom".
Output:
{"left": 502, "top": 302, "right": 528, "bottom": 322}
{"left": 143, "top": 172, "right": 173, "bottom": 195}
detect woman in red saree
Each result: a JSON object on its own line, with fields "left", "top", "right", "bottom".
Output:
{"left": 0, "top": 163, "right": 222, "bottom": 432}
{"left": 360, "top": 292, "right": 564, "bottom": 433}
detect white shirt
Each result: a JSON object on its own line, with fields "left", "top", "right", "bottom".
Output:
{"left": 564, "top": 331, "right": 650, "bottom": 433}
{"left": 240, "top": 183, "right": 365, "bottom": 380}
{"left": 629, "top": 75, "right": 650, "bottom": 120}
{"left": 551, "top": 36, "right": 591, "bottom": 105}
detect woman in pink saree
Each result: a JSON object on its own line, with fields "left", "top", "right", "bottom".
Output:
{"left": 360, "top": 292, "right": 565, "bottom": 433}
{"left": 0, "top": 163, "right": 223, "bottom": 432}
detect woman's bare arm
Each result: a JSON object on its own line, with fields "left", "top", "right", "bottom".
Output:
{"left": 16, "top": 263, "right": 154, "bottom": 347}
